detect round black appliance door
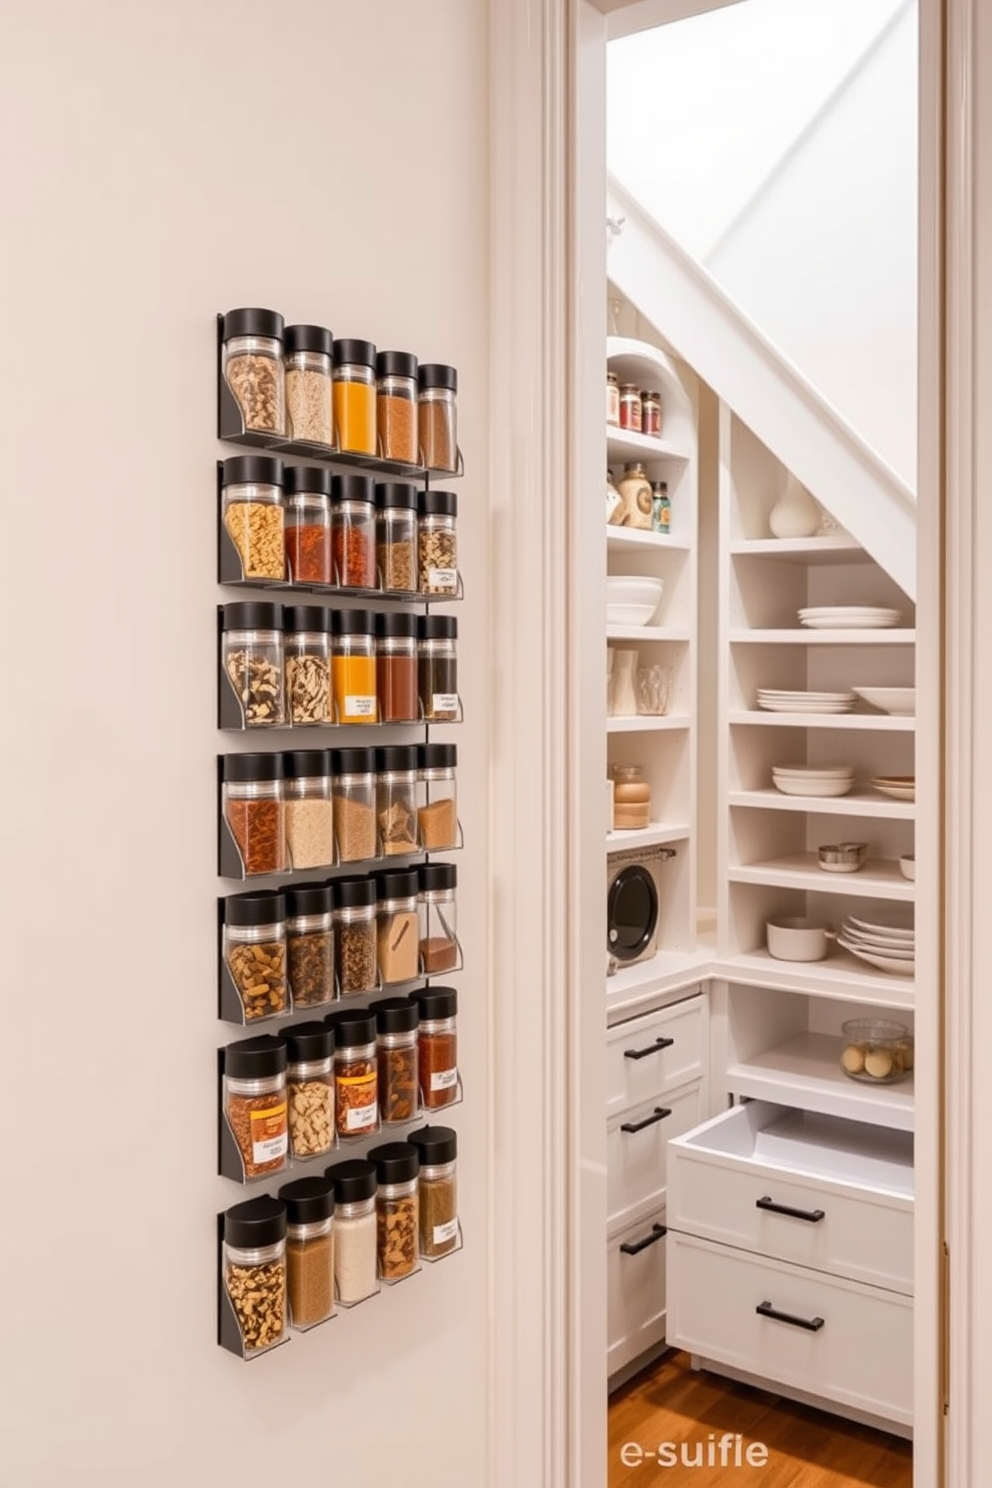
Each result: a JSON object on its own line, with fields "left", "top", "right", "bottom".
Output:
{"left": 607, "top": 864, "right": 659, "bottom": 961}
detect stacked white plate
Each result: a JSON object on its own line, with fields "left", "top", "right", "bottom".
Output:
{"left": 798, "top": 606, "right": 902, "bottom": 629}
{"left": 871, "top": 775, "right": 916, "bottom": 801}
{"left": 771, "top": 764, "right": 855, "bottom": 798}
{"left": 838, "top": 914, "right": 915, "bottom": 976}
{"left": 757, "top": 689, "right": 855, "bottom": 715}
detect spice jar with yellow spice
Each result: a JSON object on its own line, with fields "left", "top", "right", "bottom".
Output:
{"left": 331, "top": 608, "right": 377, "bottom": 724}
{"left": 376, "top": 351, "right": 419, "bottom": 465}
{"left": 332, "top": 338, "right": 377, "bottom": 455}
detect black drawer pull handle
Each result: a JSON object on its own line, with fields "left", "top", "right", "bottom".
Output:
{"left": 756, "top": 1300, "right": 824, "bottom": 1332}
{"left": 620, "top": 1106, "right": 672, "bottom": 1134}
{"left": 624, "top": 1036, "right": 676, "bottom": 1061}
{"left": 756, "top": 1196, "right": 825, "bottom": 1224}
{"left": 620, "top": 1223, "right": 667, "bottom": 1256}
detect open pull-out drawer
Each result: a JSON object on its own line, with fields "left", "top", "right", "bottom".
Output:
{"left": 667, "top": 1101, "right": 913, "bottom": 1294}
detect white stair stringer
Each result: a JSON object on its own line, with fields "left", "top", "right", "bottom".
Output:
{"left": 607, "top": 178, "right": 916, "bottom": 600}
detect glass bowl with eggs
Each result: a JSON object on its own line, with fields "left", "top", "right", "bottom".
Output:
{"left": 839, "top": 1019, "right": 914, "bottom": 1085}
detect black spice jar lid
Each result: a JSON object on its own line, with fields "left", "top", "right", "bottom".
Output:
{"left": 284, "top": 324, "right": 333, "bottom": 357}
{"left": 223, "top": 308, "right": 284, "bottom": 342}
{"left": 222, "top": 601, "right": 283, "bottom": 631}
{"left": 330, "top": 746, "right": 375, "bottom": 776}
{"left": 284, "top": 464, "right": 333, "bottom": 498}
{"left": 331, "top": 472, "right": 376, "bottom": 505}
{"left": 283, "top": 605, "right": 333, "bottom": 634}
{"left": 331, "top": 608, "right": 375, "bottom": 637}
{"left": 375, "top": 611, "right": 417, "bottom": 639}
{"left": 327, "top": 1009, "right": 376, "bottom": 1046}
{"left": 224, "top": 1194, "right": 287, "bottom": 1249}
{"left": 368, "top": 1140, "right": 420, "bottom": 1185}
{"left": 224, "top": 890, "right": 286, "bottom": 928}
{"left": 417, "top": 743, "right": 456, "bottom": 770}
{"left": 223, "top": 454, "right": 284, "bottom": 488}
{"left": 418, "top": 614, "right": 458, "bottom": 641}
{"left": 326, "top": 1158, "right": 376, "bottom": 1204}
{"left": 374, "top": 869, "right": 420, "bottom": 902}
{"left": 224, "top": 1035, "right": 287, "bottom": 1079}
{"left": 222, "top": 752, "right": 284, "bottom": 783}
{"left": 375, "top": 481, "right": 419, "bottom": 510}
{"left": 286, "top": 1021, "right": 335, "bottom": 1064}
{"left": 287, "top": 882, "right": 334, "bottom": 918}
{"left": 418, "top": 363, "right": 458, "bottom": 392}
{"left": 332, "top": 338, "right": 376, "bottom": 368}
{"left": 333, "top": 875, "right": 377, "bottom": 910}
{"left": 419, "top": 489, "right": 457, "bottom": 517}
{"left": 410, "top": 984, "right": 458, "bottom": 1020}
{"left": 375, "top": 745, "right": 419, "bottom": 774}
{"left": 278, "top": 1175, "right": 335, "bottom": 1224}
{"left": 370, "top": 996, "right": 420, "bottom": 1035}
{"left": 419, "top": 862, "right": 457, "bottom": 893}
{"left": 407, "top": 1125, "right": 457, "bottom": 1165}
{"left": 284, "top": 748, "right": 331, "bottom": 779}
{"left": 376, "top": 350, "right": 418, "bottom": 380}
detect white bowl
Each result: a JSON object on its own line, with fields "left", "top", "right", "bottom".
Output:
{"left": 772, "top": 777, "right": 854, "bottom": 798}
{"left": 766, "top": 916, "right": 835, "bottom": 962}
{"left": 899, "top": 854, "right": 916, "bottom": 881}
{"left": 606, "top": 577, "right": 663, "bottom": 627}
{"left": 852, "top": 687, "right": 916, "bottom": 715}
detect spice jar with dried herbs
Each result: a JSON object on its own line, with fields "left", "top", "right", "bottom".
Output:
{"left": 369, "top": 1141, "right": 419, "bottom": 1281}
{"left": 331, "top": 746, "right": 377, "bottom": 863}
{"left": 331, "top": 608, "right": 377, "bottom": 724}
{"left": 286, "top": 882, "right": 335, "bottom": 1008}
{"left": 410, "top": 984, "right": 458, "bottom": 1109}
{"left": 284, "top": 606, "right": 333, "bottom": 727}
{"left": 222, "top": 1035, "right": 288, "bottom": 1180}
{"left": 222, "top": 307, "right": 285, "bottom": 436}
{"left": 418, "top": 363, "right": 458, "bottom": 473}
{"left": 418, "top": 488, "right": 458, "bottom": 595}
{"left": 375, "top": 481, "right": 418, "bottom": 593}
{"left": 375, "top": 612, "right": 419, "bottom": 724}
{"left": 376, "top": 350, "right": 419, "bottom": 466}
{"left": 418, "top": 614, "right": 459, "bottom": 722}
{"left": 284, "top": 465, "right": 333, "bottom": 587}
{"left": 284, "top": 748, "right": 334, "bottom": 869}
{"left": 329, "top": 1010, "right": 379, "bottom": 1138}
{"left": 284, "top": 324, "right": 333, "bottom": 447}
{"left": 331, "top": 473, "right": 377, "bottom": 590}
{"left": 417, "top": 742, "right": 458, "bottom": 851}
{"left": 223, "top": 889, "right": 288, "bottom": 1023}
{"left": 419, "top": 862, "right": 459, "bottom": 975}
{"left": 326, "top": 1158, "right": 378, "bottom": 1304}
{"left": 222, "top": 1195, "right": 287, "bottom": 1356}
{"left": 222, "top": 752, "right": 287, "bottom": 878}
{"left": 408, "top": 1125, "right": 459, "bottom": 1259}
{"left": 221, "top": 601, "right": 286, "bottom": 729}
{"left": 374, "top": 871, "right": 421, "bottom": 987}
{"left": 372, "top": 995, "right": 419, "bottom": 1124}
{"left": 278, "top": 1176, "right": 335, "bottom": 1328}
{"left": 286, "top": 1021, "right": 335, "bottom": 1161}
{"left": 332, "top": 338, "right": 377, "bottom": 455}
{"left": 221, "top": 455, "right": 285, "bottom": 582}
{"left": 333, "top": 876, "right": 378, "bottom": 996}
{"left": 376, "top": 745, "right": 419, "bottom": 857}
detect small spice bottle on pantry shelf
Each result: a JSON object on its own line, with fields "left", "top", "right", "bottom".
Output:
{"left": 221, "top": 455, "right": 285, "bottom": 581}
{"left": 330, "top": 747, "right": 377, "bottom": 864}
{"left": 326, "top": 1158, "right": 378, "bottom": 1305}
{"left": 331, "top": 473, "right": 377, "bottom": 591}
{"left": 418, "top": 363, "right": 459, "bottom": 473}
{"left": 418, "top": 615, "right": 459, "bottom": 722}
{"left": 331, "top": 608, "right": 377, "bottom": 724}
{"left": 284, "top": 748, "right": 334, "bottom": 870}
{"left": 369, "top": 1141, "right": 420, "bottom": 1281}
{"left": 285, "top": 1021, "right": 335, "bottom": 1161}
{"left": 610, "top": 763, "right": 651, "bottom": 830}
{"left": 417, "top": 742, "right": 458, "bottom": 851}
{"left": 408, "top": 1125, "right": 459, "bottom": 1259}
{"left": 616, "top": 462, "right": 654, "bottom": 530}
{"left": 278, "top": 1175, "right": 335, "bottom": 1328}
{"left": 642, "top": 389, "right": 662, "bottom": 438}
{"left": 283, "top": 605, "right": 333, "bottom": 726}
{"left": 619, "top": 383, "right": 642, "bottom": 432}
{"left": 376, "top": 351, "right": 419, "bottom": 466}
{"left": 284, "top": 324, "right": 333, "bottom": 447}
{"left": 419, "top": 863, "right": 459, "bottom": 975}
{"left": 374, "top": 870, "right": 421, "bottom": 987}
{"left": 409, "top": 984, "right": 458, "bottom": 1109}
{"left": 222, "top": 1035, "right": 289, "bottom": 1180}
{"left": 221, "top": 601, "right": 286, "bottom": 729}
{"left": 606, "top": 371, "right": 620, "bottom": 427}
{"left": 222, "top": 1195, "right": 287, "bottom": 1355}
{"left": 328, "top": 1009, "right": 379, "bottom": 1138}
{"left": 286, "top": 882, "right": 335, "bottom": 1009}
{"left": 375, "top": 612, "right": 419, "bottom": 724}
{"left": 651, "top": 480, "right": 671, "bottom": 535}
{"left": 376, "top": 745, "right": 419, "bottom": 857}
{"left": 222, "top": 752, "right": 287, "bottom": 877}
{"left": 418, "top": 488, "right": 458, "bottom": 595}
{"left": 333, "top": 876, "right": 378, "bottom": 996}
{"left": 222, "top": 889, "right": 288, "bottom": 1023}
{"left": 222, "top": 307, "right": 285, "bottom": 436}
{"left": 332, "top": 338, "right": 377, "bottom": 456}
{"left": 283, "top": 465, "right": 333, "bottom": 586}
{"left": 375, "top": 481, "right": 419, "bottom": 593}
{"left": 371, "top": 995, "right": 420, "bottom": 1123}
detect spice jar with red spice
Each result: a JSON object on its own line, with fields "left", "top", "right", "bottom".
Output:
{"left": 376, "top": 351, "right": 419, "bottom": 466}
{"left": 222, "top": 752, "right": 287, "bottom": 878}
{"left": 331, "top": 473, "right": 377, "bottom": 591}
{"left": 222, "top": 1034, "right": 289, "bottom": 1181}
{"left": 409, "top": 985, "right": 458, "bottom": 1110}
{"left": 375, "top": 611, "right": 419, "bottom": 724}
{"left": 284, "top": 465, "right": 332, "bottom": 586}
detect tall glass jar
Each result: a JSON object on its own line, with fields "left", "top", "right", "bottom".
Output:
{"left": 331, "top": 746, "right": 377, "bottom": 863}
{"left": 333, "top": 877, "right": 378, "bottom": 996}
{"left": 222, "top": 753, "right": 287, "bottom": 877}
{"left": 375, "top": 481, "right": 418, "bottom": 593}
{"left": 408, "top": 1126, "right": 459, "bottom": 1258}
{"left": 376, "top": 351, "right": 419, "bottom": 465}
{"left": 223, "top": 890, "right": 288, "bottom": 1023}
{"left": 284, "top": 748, "right": 334, "bottom": 869}
{"left": 331, "top": 608, "right": 377, "bottom": 723}
{"left": 417, "top": 742, "right": 458, "bottom": 850}
{"left": 369, "top": 1141, "right": 419, "bottom": 1281}
{"left": 417, "top": 489, "right": 458, "bottom": 595}
{"left": 376, "top": 745, "right": 419, "bottom": 857}
{"left": 222, "top": 307, "right": 285, "bottom": 436}
{"left": 410, "top": 984, "right": 458, "bottom": 1110}
{"left": 221, "top": 455, "right": 285, "bottom": 581}
{"left": 419, "top": 862, "right": 459, "bottom": 975}
{"left": 332, "top": 338, "right": 377, "bottom": 455}
{"left": 283, "top": 466, "right": 333, "bottom": 586}
{"left": 285, "top": 1022, "right": 335, "bottom": 1161}
{"left": 418, "top": 615, "right": 459, "bottom": 722}
{"left": 642, "top": 388, "right": 663, "bottom": 438}
{"left": 606, "top": 371, "right": 620, "bottom": 427}
{"left": 375, "top": 612, "right": 419, "bottom": 724}
{"left": 278, "top": 1176, "right": 335, "bottom": 1328}
{"left": 326, "top": 1159, "right": 378, "bottom": 1304}
{"left": 221, "top": 601, "right": 286, "bottom": 729}
{"left": 418, "top": 363, "right": 458, "bottom": 473}
{"left": 331, "top": 474, "right": 377, "bottom": 590}
{"left": 329, "top": 1010, "right": 378, "bottom": 1137}
{"left": 374, "top": 871, "right": 421, "bottom": 987}
{"left": 286, "top": 882, "right": 335, "bottom": 1008}
{"left": 619, "top": 383, "right": 642, "bottom": 432}
{"left": 284, "top": 324, "right": 333, "bottom": 446}
{"left": 222, "top": 1195, "right": 287, "bottom": 1355}
{"left": 284, "top": 605, "right": 333, "bottom": 726}
{"left": 372, "top": 995, "right": 419, "bottom": 1123}
{"left": 222, "top": 1035, "right": 288, "bottom": 1180}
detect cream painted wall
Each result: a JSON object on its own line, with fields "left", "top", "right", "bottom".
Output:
{"left": 0, "top": 4, "right": 490, "bottom": 1485}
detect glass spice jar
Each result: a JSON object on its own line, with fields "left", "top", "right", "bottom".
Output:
{"left": 618, "top": 383, "right": 642, "bottom": 432}
{"left": 283, "top": 465, "right": 333, "bottom": 586}
{"left": 374, "top": 871, "right": 421, "bottom": 987}
{"left": 419, "top": 862, "right": 459, "bottom": 975}
{"left": 371, "top": 996, "right": 420, "bottom": 1124}
{"left": 331, "top": 608, "right": 377, "bottom": 724}
{"left": 331, "top": 473, "right": 377, "bottom": 591}
{"left": 222, "top": 1196, "right": 288, "bottom": 1355}
{"left": 376, "top": 351, "right": 419, "bottom": 466}
{"left": 418, "top": 363, "right": 458, "bottom": 473}
{"left": 375, "top": 481, "right": 418, "bottom": 593}
{"left": 285, "top": 1022, "right": 335, "bottom": 1161}
{"left": 369, "top": 1141, "right": 420, "bottom": 1281}
{"left": 606, "top": 371, "right": 620, "bottom": 427}
{"left": 409, "top": 985, "right": 458, "bottom": 1109}
{"left": 284, "top": 748, "right": 335, "bottom": 869}
{"left": 284, "top": 324, "right": 333, "bottom": 447}
{"left": 375, "top": 612, "right": 419, "bottom": 724}
{"left": 223, "top": 890, "right": 288, "bottom": 1023}
{"left": 286, "top": 882, "right": 335, "bottom": 1008}
{"left": 221, "top": 455, "right": 285, "bottom": 581}
{"left": 642, "top": 388, "right": 662, "bottom": 438}
{"left": 278, "top": 1176, "right": 335, "bottom": 1328}
{"left": 376, "top": 745, "right": 419, "bottom": 857}
{"left": 222, "top": 307, "right": 286, "bottom": 436}
{"left": 326, "top": 1158, "right": 378, "bottom": 1305}
{"left": 284, "top": 605, "right": 333, "bottom": 727}
{"left": 418, "top": 614, "right": 459, "bottom": 722}
{"left": 408, "top": 1125, "right": 459, "bottom": 1259}
{"left": 329, "top": 1010, "right": 379, "bottom": 1138}
{"left": 222, "top": 753, "right": 287, "bottom": 877}
{"left": 221, "top": 601, "right": 286, "bottom": 729}
{"left": 331, "top": 746, "right": 377, "bottom": 864}
{"left": 417, "top": 742, "right": 458, "bottom": 851}
{"left": 332, "top": 338, "right": 377, "bottom": 455}
{"left": 222, "top": 1035, "right": 289, "bottom": 1180}
{"left": 418, "top": 488, "right": 458, "bottom": 595}
{"left": 333, "top": 876, "right": 378, "bottom": 996}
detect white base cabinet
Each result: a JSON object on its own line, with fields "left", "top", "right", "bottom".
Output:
{"left": 607, "top": 1211, "right": 668, "bottom": 1378}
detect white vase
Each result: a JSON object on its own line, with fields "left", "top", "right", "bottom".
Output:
{"left": 609, "top": 649, "right": 639, "bottom": 717}
{"left": 769, "top": 473, "right": 820, "bottom": 539}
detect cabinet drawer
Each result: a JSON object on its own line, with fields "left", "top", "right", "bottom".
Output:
{"left": 668, "top": 1101, "right": 913, "bottom": 1294}
{"left": 667, "top": 1232, "right": 912, "bottom": 1427}
{"left": 606, "top": 994, "right": 707, "bottom": 1117}
{"left": 608, "top": 1209, "right": 668, "bottom": 1378}
{"left": 608, "top": 1081, "right": 705, "bottom": 1229}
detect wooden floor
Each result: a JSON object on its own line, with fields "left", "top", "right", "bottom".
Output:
{"left": 609, "top": 1351, "right": 912, "bottom": 1487}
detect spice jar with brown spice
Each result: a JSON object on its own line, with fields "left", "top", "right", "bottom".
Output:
{"left": 372, "top": 996, "right": 420, "bottom": 1125}
{"left": 417, "top": 743, "right": 458, "bottom": 851}
{"left": 286, "top": 1021, "right": 335, "bottom": 1160}
{"left": 222, "top": 890, "right": 288, "bottom": 1023}
{"left": 326, "top": 1158, "right": 378, "bottom": 1305}
{"left": 222, "top": 307, "right": 285, "bottom": 436}
{"left": 331, "top": 474, "right": 377, "bottom": 591}
{"left": 375, "top": 612, "right": 419, "bottom": 724}
{"left": 221, "top": 602, "right": 286, "bottom": 729}
{"left": 222, "top": 1195, "right": 287, "bottom": 1356}
{"left": 284, "top": 748, "right": 334, "bottom": 869}
{"left": 284, "top": 324, "right": 333, "bottom": 447}
{"left": 410, "top": 984, "right": 458, "bottom": 1109}
{"left": 333, "top": 876, "right": 378, "bottom": 996}
{"left": 418, "top": 615, "right": 459, "bottom": 722}
{"left": 369, "top": 1141, "right": 420, "bottom": 1281}
{"left": 286, "top": 882, "right": 335, "bottom": 1008}
{"left": 284, "top": 465, "right": 333, "bottom": 587}
{"left": 278, "top": 1176, "right": 335, "bottom": 1328}
{"left": 408, "top": 1125, "right": 459, "bottom": 1259}
{"left": 375, "top": 481, "right": 418, "bottom": 593}
{"left": 222, "top": 1035, "right": 289, "bottom": 1181}
{"left": 376, "top": 745, "right": 419, "bottom": 856}
{"left": 376, "top": 351, "right": 419, "bottom": 466}
{"left": 221, "top": 455, "right": 285, "bottom": 582}
{"left": 418, "top": 363, "right": 458, "bottom": 473}
{"left": 417, "top": 488, "right": 458, "bottom": 595}
{"left": 284, "top": 607, "right": 333, "bottom": 727}
{"left": 329, "top": 1009, "right": 379, "bottom": 1139}
{"left": 221, "top": 752, "right": 287, "bottom": 878}
{"left": 419, "top": 862, "right": 459, "bottom": 974}
{"left": 331, "top": 747, "right": 377, "bottom": 863}
{"left": 374, "top": 870, "right": 421, "bottom": 987}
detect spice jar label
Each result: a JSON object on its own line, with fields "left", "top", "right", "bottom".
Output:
{"left": 345, "top": 695, "right": 376, "bottom": 718}
{"left": 430, "top": 1067, "right": 458, "bottom": 1092}
{"left": 249, "top": 1101, "right": 289, "bottom": 1164}
{"left": 433, "top": 693, "right": 458, "bottom": 714}
{"left": 345, "top": 1101, "right": 376, "bottom": 1132}
{"left": 427, "top": 567, "right": 457, "bottom": 591}
{"left": 433, "top": 1218, "right": 459, "bottom": 1246}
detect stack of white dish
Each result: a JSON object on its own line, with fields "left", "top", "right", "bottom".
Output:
{"left": 606, "top": 576, "right": 663, "bottom": 626}
{"left": 838, "top": 914, "right": 915, "bottom": 976}
{"left": 870, "top": 774, "right": 916, "bottom": 801}
{"left": 771, "top": 764, "right": 855, "bottom": 798}
{"left": 798, "top": 606, "right": 902, "bottom": 629}
{"left": 757, "top": 689, "right": 855, "bottom": 714}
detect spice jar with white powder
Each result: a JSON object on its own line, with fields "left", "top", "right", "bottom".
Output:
{"left": 284, "top": 750, "right": 334, "bottom": 870}
{"left": 326, "top": 1158, "right": 378, "bottom": 1305}
{"left": 284, "top": 324, "right": 333, "bottom": 447}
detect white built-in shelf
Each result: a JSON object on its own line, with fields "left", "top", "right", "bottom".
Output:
{"left": 606, "top": 526, "right": 692, "bottom": 554}
{"left": 607, "top": 426, "right": 690, "bottom": 465}
{"left": 607, "top": 714, "right": 690, "bottom": 734}
{"left": 728, "top": 788, "right": 915, "bottom": 820}
{"left": 730, "top": 536, "right": 871, "bottom": 564}
{"left": 607, "top": 624, "right": 689, "bottom": 642}
{"left": 605, "top": 947, "right": 711, "bottom": 1004}
{"left": 728, "top": 852, "right": 915, "bottom": 901}
{"left": 730, "top": 629, "right": 916, "bottom": 646}
{"left": 607, "top": 822, "right": 691, "bottom": 852}
{"left": 729, "top": 709, "right": 915, "bottom": 732}
{"left": 727, "top": 1032, "right": 915, "bottom": 1132}
{"left": 713, "top": 949, "right": 915, "bottom": 1012}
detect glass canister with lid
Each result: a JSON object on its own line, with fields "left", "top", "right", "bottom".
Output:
{"left": 418, "top": 862, "right": 459, "bottom": 975}
{"left": 221, "top": 601, "right": 286, "bottom": 729}
{"left": 333, "top": 876, "right": 378, "bottom": 996}
{"left": 221, "top": 752, "right": 287, "bottom": 877}
{"left": 222, "top": 1195, "right": 287, "bottom": 1356}
{"left": 329, "top": 1009, "right": 379, "bottom": 1138}
{"left": 222, "top": 1035, "right": 289, "bottom": 1180}
{"left": 376, "top": 351, "right": 419, "bottom": 466}
{"left": 417, "top": 489, "right": 458, "bottom": 595}
{"left": 283, "top": 465, "right": 333, "bottom": 586}
{"left": 326, "top": 1158, "right": 378, "bottom": 1305}
{"left": 371, "top": 995, "right": 420, "bottom": 1124}
{"left": 331, "top": 474, "right": 377, "bottom": 592}
{"left": 331, "top": 608, "right": 377, "bottom": 724}
{"left": 284, "top": 748, "right": 334, "bottom": 870}
{"left": 408, "top": 1125, "right": 459, "bottom": 1259}
{"left": 375, "top": 481, "right": 419, "bottom": 593}
{"left": 285, "top": 1021, "right": 335, "bottom": 1161}
{"left": 374, "top": 871, "right": 421, "bottom": 987}
{"left": 610, "top": 763, "right": 651, "bottom": 830}
{"left": 375, "top": 612, "right": 419, "bottom": 724}
{"left": 222, "top": 889, "right": 288, "bottom": 1023}
{"left": 284, "top": 605, "right": 333, "bottom": 727}
{"left": 286, "top": 881, "right": 335, "bottom": 1009}
{"left": 221, "top": 455, "right": 285, "bottom": 581}
{"left": 332, "top": 338, "right": 377, "bottom": 455}
{"left": 284, "top": 324, "right": 333, "bottom": 447}
{"left": 221, "top": 307, "right": 285, "bottom": 436}
{"left": 418, "top": 363, "right": 458, "bottom": 473}
{"left": 369, "top": 1141, "right": 420, "bottom": 1281}
{"left": 417, "top": 742, "right": 458, "bottom": 851}
{"left": 376, "top": 745, "right": 419, "bottom": 857}
{"left": 409, "top": 984, "right": 458, "bottom": 1109}
{"left": 331, "top": 746, "right": 377, "bottom": 864}
{"left": 418, "top": 615, "right": 459, "bottom": 722}
{"left": 278, "top": 1176, "right": 335, "bottom": 1329}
